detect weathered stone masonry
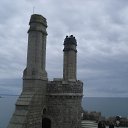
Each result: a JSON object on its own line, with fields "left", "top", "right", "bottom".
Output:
{"left": 8, "top": 14, "right": 83, "bottom": 128}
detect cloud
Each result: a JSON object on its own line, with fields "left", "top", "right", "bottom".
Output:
{"left": 0, "top": 0, "right": 128, "bottom": 97}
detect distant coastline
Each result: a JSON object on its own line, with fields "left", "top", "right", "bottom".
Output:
{"left": 0, "top": 94, "right": 19, "bottom": 97}
{"left": 0, "top": 94, "right": 19, "bottom": 99}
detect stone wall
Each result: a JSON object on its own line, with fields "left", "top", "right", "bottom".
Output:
{"left": 47, "top": 80, "right": 83, "bottom": 94}
{"left": 43, "top": 80, "right": 83, "bottom": 128}
{"left": 8, "top": 79, "right": 47, "bottom": 128}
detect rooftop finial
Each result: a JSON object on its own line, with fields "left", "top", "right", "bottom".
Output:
{"left": 33, "top": 6, "right": 35, "bottom": 14}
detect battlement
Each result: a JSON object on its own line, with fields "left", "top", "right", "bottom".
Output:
{"left": 64, "top": 35, "right": 77, "bottom": 46}
{"left": 47, "top": 79, "right": 83, "bottom": 95}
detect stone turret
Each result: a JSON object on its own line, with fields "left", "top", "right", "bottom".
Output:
{"left": 23, "top": 14, "right": 47, "bottom": 80}
{"left": 63, "top": 35, "right": 77, "bottom": 81}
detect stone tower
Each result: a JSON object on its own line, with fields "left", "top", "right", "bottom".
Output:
{"left": 8, "top": 14, "right": 83, "bottom": 128}
{"left": 23, "top": 14, "right": 47, "bottom": 80}
{"left": 63, "top": 35, "right": 77, "bottom": 81}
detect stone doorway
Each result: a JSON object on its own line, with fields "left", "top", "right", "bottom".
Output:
{"left": 42, "top": 118, "right": 51, "bottom": 128}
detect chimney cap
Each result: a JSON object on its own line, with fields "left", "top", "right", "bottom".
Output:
{"left": 64, "top": 35, "right": 77, "bottom": 46}
{"left": 29, "top": 14, "right": 47, "bottom": 27}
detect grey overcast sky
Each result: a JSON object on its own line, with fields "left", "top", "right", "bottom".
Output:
{"left": 0, "top": 0, "right": 128, "bottom": 97}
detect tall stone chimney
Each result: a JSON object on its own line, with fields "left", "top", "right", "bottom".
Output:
{"left": 8, "top": 14, "right": 48, "bottom": 128}
{"left": 63, "top": 35, "right": 77, "bottom": 81}
{"left": 23, "top": 14, "right": 47, "bottom": 80}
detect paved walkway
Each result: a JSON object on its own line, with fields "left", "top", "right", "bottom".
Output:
{"left": 81, "top": 120, "right": 128, "bottom": 128}
{"left": 81, "top": 120, "right": 98, "bottom": 128}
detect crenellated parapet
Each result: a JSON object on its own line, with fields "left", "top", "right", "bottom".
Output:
{"left": 47, "top": 79, "right": 83, "bottom": 96}
{"left": 64, "top": 35, "right": 77, "bottom": 46}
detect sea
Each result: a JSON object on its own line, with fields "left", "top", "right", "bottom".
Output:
{"left": 0, "top": 96, "right": 128, "bottom": 128}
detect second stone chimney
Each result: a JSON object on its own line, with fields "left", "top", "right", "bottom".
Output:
{"left": 63, "top": 35, "right": 77, "bottom": 81}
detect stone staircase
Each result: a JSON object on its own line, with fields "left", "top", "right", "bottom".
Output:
{"left": 81, "top": 120, "right": 98, "bottom": 128}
